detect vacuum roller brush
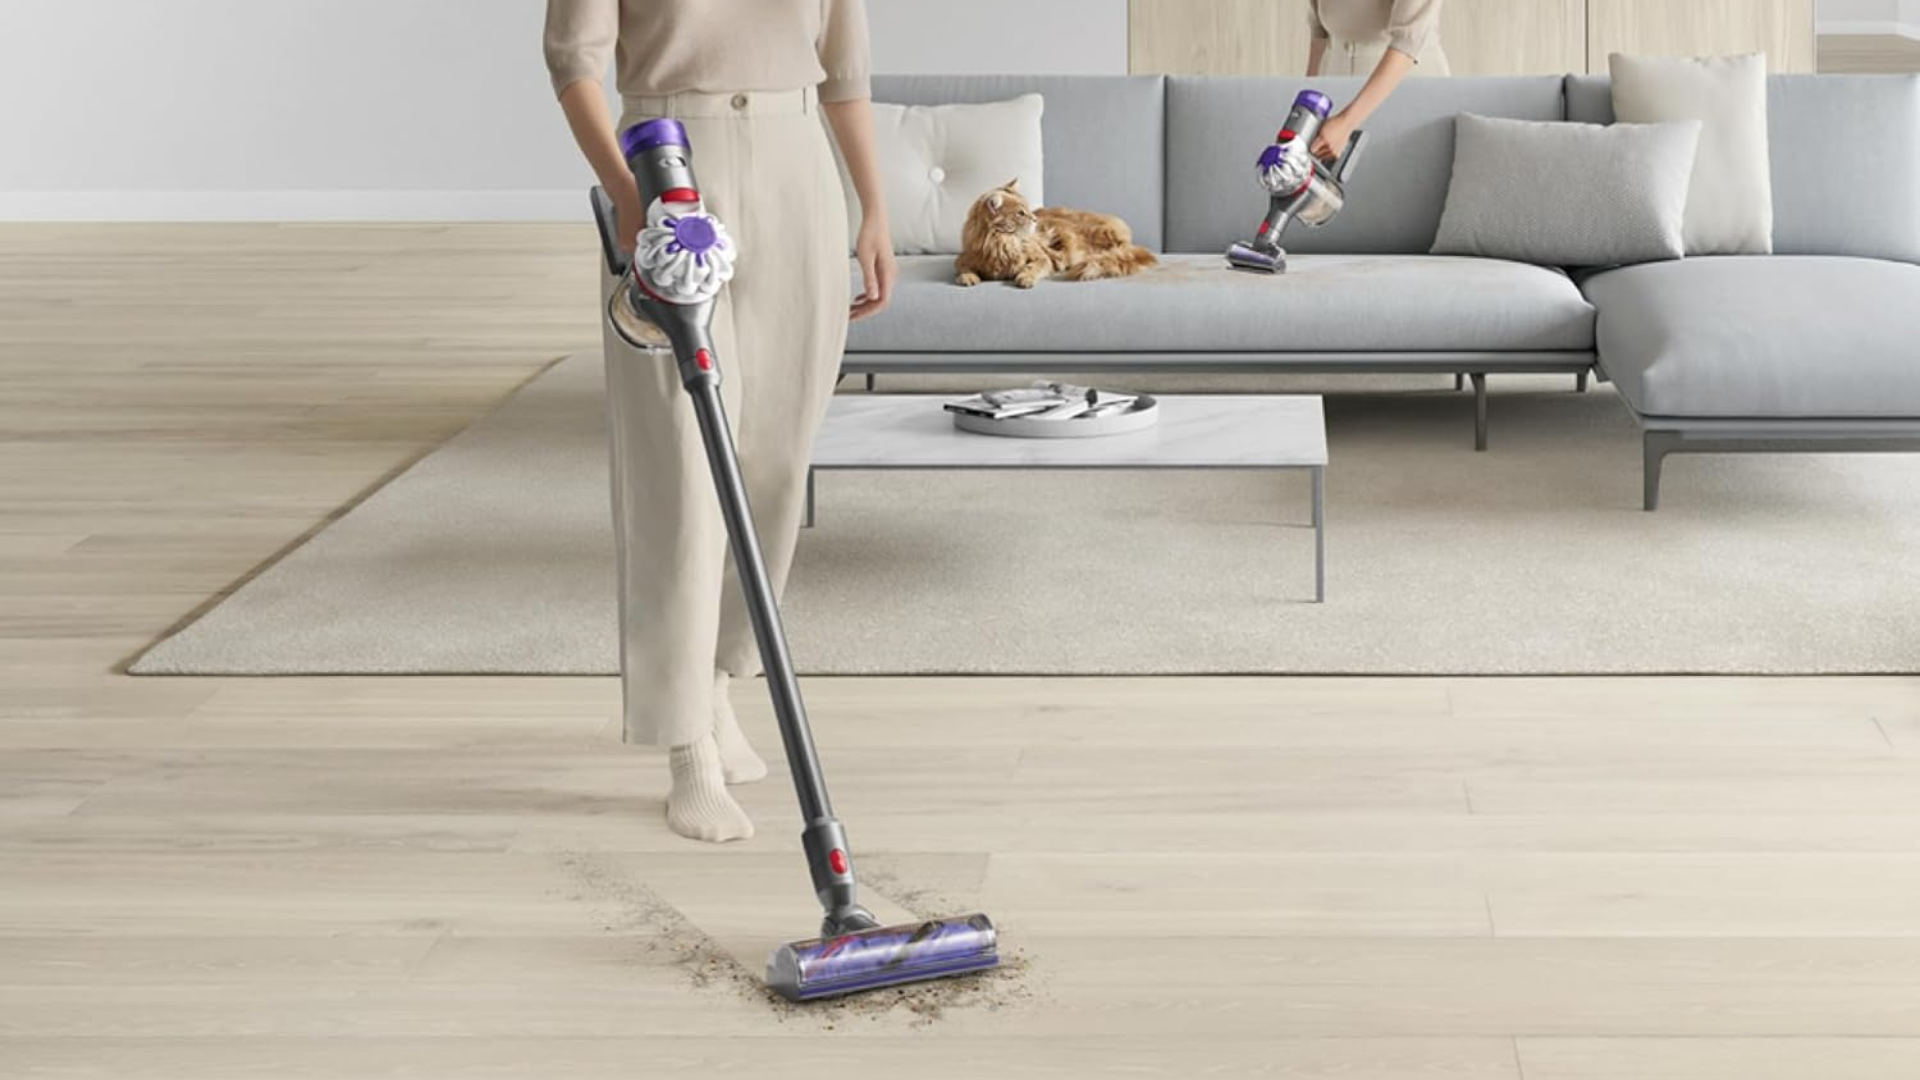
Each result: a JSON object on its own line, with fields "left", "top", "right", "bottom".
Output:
{"left": 768, "top": 914, "right": 999, "bottom": 1002}
{"left": 595, "top": 118, "right": 1000, "bottom": 1003}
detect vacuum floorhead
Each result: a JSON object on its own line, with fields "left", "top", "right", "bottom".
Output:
{"left": 1227, "top": 241, "right": 1286, "bottom": 274}
{"left": 766, "top": 914, "right": 999, "bottom": 1001}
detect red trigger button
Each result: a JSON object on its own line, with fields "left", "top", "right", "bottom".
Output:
{"left": 828, "top": 849, "right": 849, "bottom": 875}
{"left": 695, "top": 349, "right": 713, "bottom": 371}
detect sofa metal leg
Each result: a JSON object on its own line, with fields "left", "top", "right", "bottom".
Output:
{"left": 865, "top": 373, "right": 877, "bottom": 393}
{"left": 1470, "top": 373, "right": 1488, "bottom": 452}
{"left": 1577, "top": 370, "right": 1590, "bottom": 394}
{"left": 1454, "top": 373, "right": 1465, "bottom": 392}
{"left": 1643, "top": 431, "right": 1679, "bottom": 511}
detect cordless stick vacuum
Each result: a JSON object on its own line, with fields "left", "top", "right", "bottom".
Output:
{"left": 1226, "top": 90, "right": 1369, "bottom": 274}
{"left": 593, "top": 119, "right": 999, "bottom": 1002}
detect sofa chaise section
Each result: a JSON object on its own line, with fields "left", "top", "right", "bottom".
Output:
{"left": 1569, "top": 73, "right": 1920, "bottom": 508}
{"left": 1583, "top": 257, "right": 1920, "bottom": 509}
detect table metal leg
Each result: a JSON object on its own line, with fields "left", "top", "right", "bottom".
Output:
{"left": 804, "top": 467, "right": 816, "bottom": 529}
{"left": 1312, "top": 466, "right": 1325, "bottom": 603}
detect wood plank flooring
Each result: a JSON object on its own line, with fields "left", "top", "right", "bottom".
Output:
{"left": 3, "top": 224, "right": 1920, "bottom": 1078}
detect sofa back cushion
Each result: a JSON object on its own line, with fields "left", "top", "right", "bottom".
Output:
{"left": 871, "top": 75, "right": 1166, "bottom": 251}
{"left": 1165, "top": 76, "right": 1566, "bottom": 255}
{"left": 1568, "top": 73, "right": 1920, "bottom": 264}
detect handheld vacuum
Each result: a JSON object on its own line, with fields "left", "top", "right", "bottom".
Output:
{"left": 593, "top": 119, "right": 1000, "bottom": 1002}
{"left": 1226, "top": 90, "right": 1369, "bottom": 274}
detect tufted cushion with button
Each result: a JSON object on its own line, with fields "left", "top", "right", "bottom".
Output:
{"left": 834, "top": 94, "right": 1045, "bottom": 255}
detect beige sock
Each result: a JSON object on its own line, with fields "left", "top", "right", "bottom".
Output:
{"left": 712, "top": 672, "right": 769, "bottom": 785}
{"left": 666, "top": 735, "right": 754, "bottom": 843}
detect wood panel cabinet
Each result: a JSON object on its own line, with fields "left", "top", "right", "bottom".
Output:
{"left": 1587, "top": 0, "right": 1817, "bottom": 73}
{"left": 1441, "top": 0, "right": 1587, "bottom": 76}
{"left": 1128, "top": 0, "right": 1315, "bottom": 76}
{"left": 1128, "top": 0, "right": 1817, "bottom": 76}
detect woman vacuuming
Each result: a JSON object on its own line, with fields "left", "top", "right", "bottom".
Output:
{"left": 545, "top": 0, "right": 896, "bottom": 842}
{"left": 1304, "top": 0, "right": 1449, "bottom": 160}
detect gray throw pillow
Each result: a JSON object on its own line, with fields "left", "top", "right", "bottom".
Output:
{"left": 1432, "top": 113, "right": 1702, "bottom": 267}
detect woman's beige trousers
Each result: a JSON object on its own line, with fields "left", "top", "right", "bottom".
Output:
{"left": 599, "top": 87, "right": 849, "bottom": 747}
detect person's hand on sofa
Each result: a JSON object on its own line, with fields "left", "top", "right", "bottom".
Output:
{"left": 851, "top": 214, "right": 897, "bottom": 322}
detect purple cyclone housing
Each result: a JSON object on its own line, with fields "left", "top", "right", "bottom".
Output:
{"left": 620, "top": 117, "right": 691, "bottom": 160}
{"left": 665, "top": 213, "right": 721, "bottom": 267}
{"left": 672, "top": 215, "right": 718, "bottom": 255}
{"left": 1294, "top": 90, "right": 1333, "bottom": 118}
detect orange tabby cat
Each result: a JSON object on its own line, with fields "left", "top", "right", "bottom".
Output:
{"left": 955, "top": 180, "right": 1157, "bottom": 289}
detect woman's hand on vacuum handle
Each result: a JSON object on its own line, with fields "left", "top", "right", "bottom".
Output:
{"left": 610, "top": 182, "right": 645, "bottom": 255}
{"left": 555, "top": 79, "right": 644, "bottom": 254}
{"left": 1312, "top": 111, "right": 1356, "bottom": 163}
{"left": 1313, "top": 48, "right": 1418, "bottom": 161}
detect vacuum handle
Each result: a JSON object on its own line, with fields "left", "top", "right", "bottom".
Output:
{"left": 590, "top": 186, "right": 631, "bottom": 278}
{"left": 1332, "top": 129, "right": 1368, "bottom": 185}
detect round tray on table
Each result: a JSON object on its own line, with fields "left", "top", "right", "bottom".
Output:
{"left": 952, "top": 394, "right": 1159, "bottom": 439}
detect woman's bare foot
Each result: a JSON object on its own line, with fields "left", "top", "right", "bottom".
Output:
{"left": 666, "top": 734, "right": 754, "bottom": 842}
{"left": 712, "top": 673, "right": 769, "bottom": 785}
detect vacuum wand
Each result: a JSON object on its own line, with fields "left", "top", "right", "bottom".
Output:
{"left": 1226, "top": 89, "right": 1368, "bottom": 274}
{"left": 597, "top": 119, "right": 998, "bottom": 1001}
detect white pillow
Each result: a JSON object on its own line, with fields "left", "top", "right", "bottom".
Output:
{"left": 834, "top": 94, "right": 1045, "bottom": 255}
{"left": 1610, "top": 52, "right": 1774, "bottom": 256}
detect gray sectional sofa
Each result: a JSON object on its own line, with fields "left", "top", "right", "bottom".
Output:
{"left": 844, "top": 73, "right": 1920, "bottom": 509}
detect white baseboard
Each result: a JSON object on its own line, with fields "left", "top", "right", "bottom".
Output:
{"left": 0, "top": 189, "right": 590, "bottom": 223}
{"left": 1818, "top": 19, "right": 1920, "bottom": 41}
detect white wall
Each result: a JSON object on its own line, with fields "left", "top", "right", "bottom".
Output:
{"left": 0, "top": 0, "right": 1128, "bottom": 222}
{"left": 1818, "top": 0, "right": 1920, "bottom": 36}
{"left": 1820, "top": 0, "right": 1898, "bottom": 19}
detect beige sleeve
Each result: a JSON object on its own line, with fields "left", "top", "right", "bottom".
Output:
{"left": 1386, "top": 0, "right": 1442, "bottom": 60}
{"left": 544, "top": 0, "right": 618, "bottom": 97}
{"left": 817, "top": 0, "right": 873, "bottom": 102}
{"left": 1307, "top": 1, "right": 1329, "bottom": 41}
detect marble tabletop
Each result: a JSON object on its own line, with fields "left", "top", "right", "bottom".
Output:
{"left": 813, "top": 394, "right": 1327, "bottom": 469}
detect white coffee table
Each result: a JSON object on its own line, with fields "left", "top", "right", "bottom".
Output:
{"left": 808, "top": 394, "right": 1329, "bottom": 602}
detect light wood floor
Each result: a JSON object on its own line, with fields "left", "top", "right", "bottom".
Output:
{"left": 1819, "top": 33, "right": 1920, "bottom": 74}
{"left": 4, "top": 225, "right": 1920, "bottom": 1078}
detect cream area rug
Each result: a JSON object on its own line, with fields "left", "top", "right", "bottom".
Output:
{"left": 131, "top": 353, "right": 1920, "bottom": 675}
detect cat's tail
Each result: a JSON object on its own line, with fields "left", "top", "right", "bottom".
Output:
{"left": 1062, "top": 243, "right": 1158, "bottom": 282}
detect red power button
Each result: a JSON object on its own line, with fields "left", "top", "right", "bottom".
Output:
{"left": 695, "top": 348, "right": 713, "bottom": 371}
{"left": 828, "top": 849, "right": 849, "bottom": 875}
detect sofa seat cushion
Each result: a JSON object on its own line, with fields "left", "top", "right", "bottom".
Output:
{"left": 847, "top": 254, "right": 1595, "bottom": 354}
{"left": 1583, "top": 257, "right": 1920, "bottom": 419}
